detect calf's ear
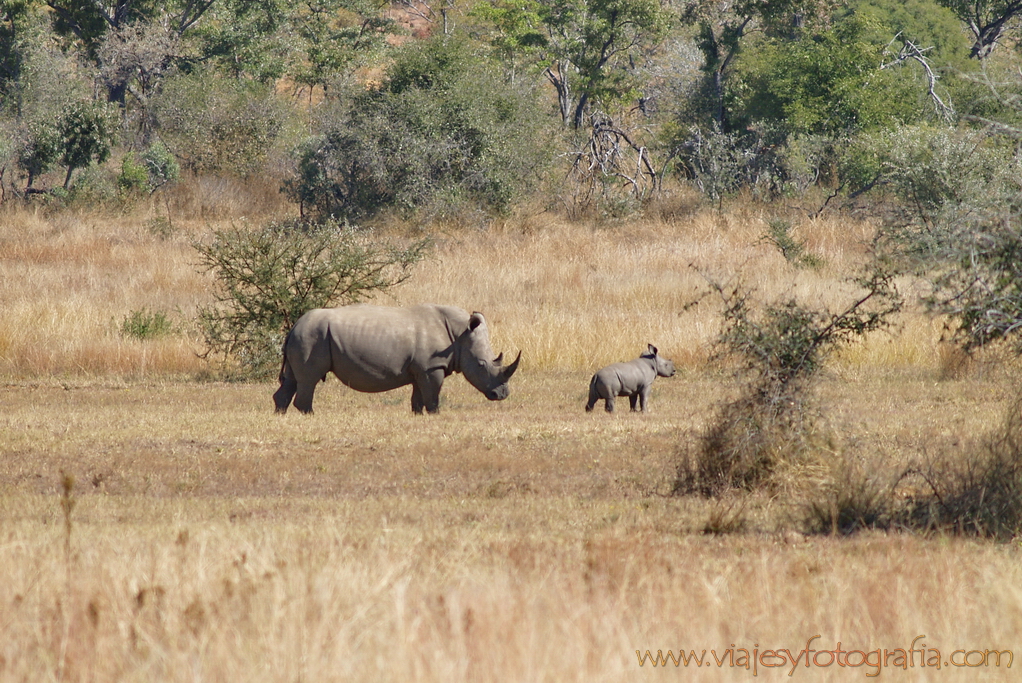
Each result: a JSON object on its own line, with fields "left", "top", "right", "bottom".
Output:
{"left": 648, "top": 343, "right": 658, "bottom": 356}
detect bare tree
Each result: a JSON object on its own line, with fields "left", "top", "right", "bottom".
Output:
{"left": 937, "top": 0, "right": 1022, "bottom": 59}
{"left": 880, "top": 34, "right": 956, "bottom": 123}
{"left": 561, "top": 114, "right": 662, "bottom": 215}
{"left": 98, "top": 19, "right": 182, "bottom": 135}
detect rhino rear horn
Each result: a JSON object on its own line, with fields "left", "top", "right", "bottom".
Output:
{"left": 503, "top": 351, "right": 522, "bottom": 379}
{"left": 494, "top": 352, "right": 504, "bottom": 365}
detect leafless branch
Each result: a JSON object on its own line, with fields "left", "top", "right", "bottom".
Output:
{"left": 881, "top": 33, "right": 955, "bottom": 123}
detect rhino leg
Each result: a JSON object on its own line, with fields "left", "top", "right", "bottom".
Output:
{"left": 274, "top": 377, "right": 297, "bottom": 414}
{"left": 629, "top": 394, "right": 639, "bottom": 412}
{"left": 639, "top": 386, "right": 651, "bottom": 412}
{"left": 588, "top": 374, "right": 617, "bottom": 412}
{"left": 411, "top": 368, "right": 445, "bottom": 414}
{"left": 274, "top": 356, "right": 298, "bottom": 414}
{"left": 293, "top": 380, "right": 317, "bottom": 414}
{"left": 411, "top": 384, "right": 424, "bottom": 414}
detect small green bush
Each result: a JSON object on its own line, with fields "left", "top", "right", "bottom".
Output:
{"left": 140, "top": 140, "right": 179, "bottom": 191}
{"left": 763, "top": 218, "right": 824, "bottom": 270}
{"left": 120, "top": 308, "right": 174, "bottom": 340}
{"left": 117, "top": 152, "right": 149, "bottom": 194}
{"left": 118, "top": 142, "right": 180, "bottom": 199}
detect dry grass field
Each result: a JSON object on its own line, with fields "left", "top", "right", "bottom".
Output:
{"left": 1, "top": 186, "right": 1021, "bottom": 681}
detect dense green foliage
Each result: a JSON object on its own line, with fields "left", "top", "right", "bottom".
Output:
{"left": 285, "top": 36, "right": 551, "bottom": 221}
{"left": 732, "top": 14, "right": 921, "bottom": 135}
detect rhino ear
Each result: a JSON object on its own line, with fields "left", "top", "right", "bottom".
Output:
{"left": 469, "top": 312, "right": 485, "bottom": 331}
{"left": 648, "top": 344, "right": 658, "bottom": 356}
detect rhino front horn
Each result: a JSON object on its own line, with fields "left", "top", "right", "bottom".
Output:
{"left": 504, "top": 351, "right": 522, "bottom": 379}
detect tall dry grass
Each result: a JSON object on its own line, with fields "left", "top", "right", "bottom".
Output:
{"left": 2, "top": 493, "right": 1021, "bottom": 682}
{"left": 0, "top": 189, "right": 952, "bottom": 379}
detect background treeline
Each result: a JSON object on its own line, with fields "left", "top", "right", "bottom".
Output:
{"left": 1, "top": 0, "right": 1021, "bottom": 221}
{"left": 2, "top": 0, "right": 1022, "bottom": 356}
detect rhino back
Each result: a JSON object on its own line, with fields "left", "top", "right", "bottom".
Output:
{"left": 299, "top": 304, "right": 464, "bottom": 392}
{"left": 598, "top": 358, "right": 655, "bottom": 393}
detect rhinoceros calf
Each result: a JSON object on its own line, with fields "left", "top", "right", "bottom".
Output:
{"left": 273, "top": 304, "right": 520, "bottom": 414}
{"left": 585, "top": 344, "right": 676, "bottom": 413}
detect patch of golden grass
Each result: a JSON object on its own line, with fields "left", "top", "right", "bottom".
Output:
{"left": 0, "top": 492, "right": 1019, "bottom": 682}
{"left": 1, "top": 195, "right": 953, "bottom": 378}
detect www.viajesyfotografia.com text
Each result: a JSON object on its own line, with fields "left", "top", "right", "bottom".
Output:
{"left": 636, "top": 635, "right": 1012, "bottom": 676}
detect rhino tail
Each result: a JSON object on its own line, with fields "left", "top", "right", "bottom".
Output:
{"left": 585, "top": 373, "right": 598, "bottom": 412}
{"left": 274, "top": 329, "right": 298, "bottom": 414}
{"left": 278, "top": 329, "right": 293, "bottom": 384}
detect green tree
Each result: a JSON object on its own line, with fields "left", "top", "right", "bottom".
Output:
{"left": 732, "top": 13, "right": 922, "bottom": 136}
{"left": 285, "top": 35, "right": 552, "bottom": 221}
{"left": 535, "top": 0, "right": 671, "bottom": 127}
{"left": 194, "top": 0, "right": 394, "bottom": 93}
{"left": 937, "top": 0, "right": 1022, "bottom": 58}
{"left": 0, "top": 1, "right": 33, "bottom": 98}
{"left": 681, "top": 0, "right": 823, "bottom": 131}
{"left": 288, "top": 0, "right": 393, "bottom": 95}
{"left": 193, "top": 0, "right": 291, "bottom": 81}
{"left": 17, "top": 119, "right": 60, "bottom": 192}
{"left": 470, "top": 0, "right": 546, "bottom": 84}
{"left": 55, "top": 98, "right": 114, "bottom": 188}
{"left": 96, "top": 17, "right": 181, "bottom": 126}
{"left": 45, "top": 0, "right": 218, "bottom": 102}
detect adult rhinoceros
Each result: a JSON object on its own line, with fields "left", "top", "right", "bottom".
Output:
{"left": 273, "top": 304, "right": 521, "bottom": 414}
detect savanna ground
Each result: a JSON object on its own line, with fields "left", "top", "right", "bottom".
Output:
{"left": 1, "top": 181, "right": 1021, "bottom": 681}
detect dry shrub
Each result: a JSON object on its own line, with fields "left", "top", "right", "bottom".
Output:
{"left": 163, "top": 173, "right": 290, "bottom": 222}
{"left": 674, "top": 263, "right": 902, "bottom": 497}
{"left": 799, "top": 395, "right": 1022, "bottom": 539}
{"left": 937, "top": 340, "right": 973, "bottom": 380}
{"left": 700, "top": 497, "right": 748, "bottom": 535}
{"left": 902, "top": 397, "right": 1022, "bottom": 539}
{"left": 802, "top": 456, "right": 897, "bottom": 535}
{"left": 675, "top": 386, "right": 822, "bottom": 496}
